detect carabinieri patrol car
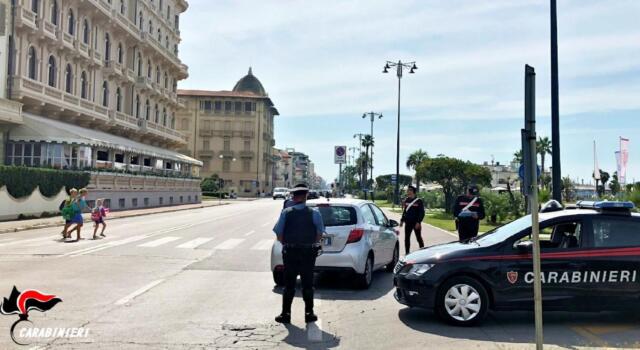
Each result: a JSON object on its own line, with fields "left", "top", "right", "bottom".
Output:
{"left": 393, "top": 201, "right": 640, "bottom": 326}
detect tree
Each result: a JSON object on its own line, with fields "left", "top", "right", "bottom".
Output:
{"left": 561, "top": 177, "right": 575, "bottom": 202}
{"left": 416, "top": 156, "right": 491, "bottom": 213}
{"left": 513, "top": 150, "right": 523, "bottom": 164}
{"left": 609, "top": 171, "right": 621, "bottom": 196}
{"left": 536, "top": 136, "right": 552, "bottom": 174}
{"left": 406, "top": 149, "right": 429, "bottom": 193}
{"left": 355, "top": 152, "right": 369, "bottom": 191}
{"left": 201, "top": 174, "right": 221, "bottom": 193}
{"left": 595, "top": 170, "right": 610, "bottom": 197}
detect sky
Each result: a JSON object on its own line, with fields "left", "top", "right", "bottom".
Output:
{"left": 178, "top": 0, "right": 640, "bottom": 185}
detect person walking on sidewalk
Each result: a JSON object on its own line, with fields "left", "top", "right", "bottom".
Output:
{"left": 66, "top": 188, "right": 90, "bottom": 242}
{"left": 400, "top": 185, "right": 425, "bottom": 255}
{"left": 91, "top": 199, "right": 108, "bottom": 239}
{"left": 273, "top": 183, "right": 325, "bottom": 324}
{"left": 453, "top": 185, "right": 485, "bottom": 241}
{"left": 60, "top": 188, "right": 78, "bottom": 239}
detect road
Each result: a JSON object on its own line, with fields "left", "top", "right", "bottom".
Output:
{"left": 0, "top": 199, "right": 638, "bottom": 349}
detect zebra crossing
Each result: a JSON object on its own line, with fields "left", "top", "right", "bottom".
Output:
{"left": 0, "top": 234, "right": 276, "bottom": 253}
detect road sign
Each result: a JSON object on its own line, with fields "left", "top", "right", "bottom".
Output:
{"left": 334, "top": 146, "right": 346, "bottom": 164}
{"left": 518, "top": 164, "right": 541, "bottom": 180}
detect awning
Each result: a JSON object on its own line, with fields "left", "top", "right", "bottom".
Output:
{"left": 9, "top": 113, "right": 202, "bottom": 166}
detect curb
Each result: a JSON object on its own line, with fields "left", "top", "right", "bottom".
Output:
{"left": 0, "top": 202, "right": 231, "bottom": 235}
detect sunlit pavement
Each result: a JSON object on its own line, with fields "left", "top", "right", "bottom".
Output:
{"left": 0, "top": 199, "right": 638, "bottom": 349}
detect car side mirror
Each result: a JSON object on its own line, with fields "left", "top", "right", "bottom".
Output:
{"left": 513, "top": 240, "right": 533, "bottom": 253}
{"left": 388, "top": 219, "right": 399, "bottom": 228}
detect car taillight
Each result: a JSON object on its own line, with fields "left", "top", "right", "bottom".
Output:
{"left": 347, "top": 229, "right": 364, "bottom": 243}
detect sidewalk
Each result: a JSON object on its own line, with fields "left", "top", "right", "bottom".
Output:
{"left": 0, "top": 200, "right": 234, "bottom": 235}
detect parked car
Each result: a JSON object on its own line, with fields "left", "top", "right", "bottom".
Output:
{"left": 308, "top": 190, "right": 319, "bottom": 199}
{"left": 271, "top": 199, "right": 400, "bottom": 289}
{"left": 272, "top": 187, "right": 289, "bottom": 200}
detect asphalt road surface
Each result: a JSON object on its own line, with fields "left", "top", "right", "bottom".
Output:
{"left": 0, "top": 199, "right": 638, "bottom": 349}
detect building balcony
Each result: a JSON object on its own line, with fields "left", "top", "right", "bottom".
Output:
{"left": 109, "top": 110, "right": 138, "bottom": 130}
{"left": 0, "top": 98, "right": 23, "bottom": 125}
{"left": 126, "top": 69, "right": 136, "bottom": 83}
{"left": 89, "top": 48, "right": 103, "bottom": 67}
{"left": 150, "top": 81, "right": 162, "bottom": 96}
{"left": 199, "top": 129, "right": 213, "bottom": 137}
{"left": 103, "top": 60, "right": 123, "bottom": 78}
{"left": 239, "top": 151, "right": 254, "bottom": 158}
{"left": 145, "top": 121, "right": 188, "bottom": 145}
{"left": 36, "top": 18, "right": 57, "bottom": 41}
{"left": 78, "top": 42, "right": 90, "bottom": 59}
{"left": 198, "top": 150, "right": 215, "bottom": 158}
{"left": 15, "top": 5, "right": 37, "bottom": 31}
{"left": 219, "top": 150, "right": 234, "bottom": 158}
{"left": 136, "top": 76, "right": 153, "bottom": 91}
{"left": 57, "top": 30, "right": 76, "bottom": 52}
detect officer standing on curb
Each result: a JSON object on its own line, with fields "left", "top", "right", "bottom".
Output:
{"left": 273, "top": 183, "right": 325, "bottom": 324}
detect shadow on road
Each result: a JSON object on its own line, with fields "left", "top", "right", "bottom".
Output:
{"left": 281, "top": 323, "right": 340, "bottom": 349}
{"left": 272, "top": 270, "right": 394, "bottom": 301}
{"left": 398, "top": 307, "right": 640, "bottom": 348}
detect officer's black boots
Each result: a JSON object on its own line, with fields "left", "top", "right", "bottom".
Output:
{"left": 305, "top": 312, "right": 318, "bottom": 323}
{"left": 275, "top": 313, "right": 291, "bottom": 324}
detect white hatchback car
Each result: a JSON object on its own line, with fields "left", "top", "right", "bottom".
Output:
{"left": 270, "top": 199, "right": 400, "bottom": 289}
{"left": 273, "top": 187, "right": 289, "bottom": 200}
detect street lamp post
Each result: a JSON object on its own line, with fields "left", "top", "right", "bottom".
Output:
{"left": 383, "top": 60, "right": 417, "bottom": 205}
{"left": 362, "top": 112, "right": 383, "bottom": 199}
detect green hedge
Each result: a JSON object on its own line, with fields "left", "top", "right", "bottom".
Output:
{"left": 0, "top": 166, "right": 91, "bottom": 199}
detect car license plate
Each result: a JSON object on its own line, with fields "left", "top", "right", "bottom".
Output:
{"left": 323, "top": 237, "right": 332, "bottom": 246}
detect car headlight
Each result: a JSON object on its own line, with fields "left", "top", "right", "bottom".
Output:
{"left": 407, "top": 263, "right": 435, "bottom": 277}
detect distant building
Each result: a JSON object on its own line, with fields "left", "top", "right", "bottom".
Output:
{"left": 481, "top": 160, "right": 520, "bottom": 191}
{"left": 272, "top": 148, "right": 292, "bottom": 189}
{"left": 177, "top": 68, "right": 279, "bottom": 196}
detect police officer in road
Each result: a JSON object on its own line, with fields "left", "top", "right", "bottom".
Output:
{"left": 273, "top": 183, "right": 325, "bottom": 324}
{"left": 453, "top": 185, "right": 486, "bottom": 241}
{"left": 400, "top": 185, "right": 425, "bottom": 255}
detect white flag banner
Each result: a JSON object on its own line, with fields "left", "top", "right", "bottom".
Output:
{"left": 593, "top": 141, "right": 601, "bottom": 180}
{"left": 615, "top": 151, "right": 621, "bottom": 180}
{"left": 620, "top": 137, "right": 629, "bottom": 185}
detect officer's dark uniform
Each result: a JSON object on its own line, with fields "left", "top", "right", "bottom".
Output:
{"left": 273, "top": 186, "right": 324, "bottom": 324}
{"left": 453, "top": 189, "right": 486, "bottom": 241}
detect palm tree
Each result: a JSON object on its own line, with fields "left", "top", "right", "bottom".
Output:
{"left": 513, "top": 150, "right": 523, "bottom": 164}
{"left": 406, "top": 149, "right": 429, "bottom": 192}
{"left": 537, "top": 136, "right": 552, "bottom": 173}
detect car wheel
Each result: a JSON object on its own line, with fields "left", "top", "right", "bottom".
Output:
{"left": 385, "top": 244, "right": 399, "bottom": 272}
{"left": 355, "top": 255, "right": 373, "bottom": 289}
{"left": 273, "top": 270, "right": 284, "bottom": 287}
{"left": 436, "top": 276, "right": 488, "bottom": 326}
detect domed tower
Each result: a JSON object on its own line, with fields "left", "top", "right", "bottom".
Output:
{"left": 232, "top": 67, "right": 267, "bottom": 96}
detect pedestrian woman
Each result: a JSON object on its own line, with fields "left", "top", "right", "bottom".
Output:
{"left": 400, "top": 185, "right": 425, "bottom": 255}
{"left": 67, "top": 188, "right": 90, "bottom": 242}
{"left": 60, "top": 188, "right": 78, "bottom": 239}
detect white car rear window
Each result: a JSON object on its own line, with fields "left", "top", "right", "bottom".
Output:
{"left": 309, "top": 205, "right": 357, "bottom": 227}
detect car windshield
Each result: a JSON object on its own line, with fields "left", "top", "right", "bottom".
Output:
{"left": 274, "top": 188, "right": 287, "bottom": 192}
{"left": 307, "top": 205, "right": 357, "bottom": 227}
{"left": 474, "top": 215, "right": 535, "bottom": 245}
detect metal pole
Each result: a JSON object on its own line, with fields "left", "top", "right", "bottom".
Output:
{"left": 550, "top": 0, "right": 561, "bottom": 203}
{"left": 525, "top": 64, "right": 544, "bottom": 350}
{"left": 394, "top": 62, "right": 402, "bottom": 205}
{"left": 370, "top": 114, "right": 374, "bottom": 199}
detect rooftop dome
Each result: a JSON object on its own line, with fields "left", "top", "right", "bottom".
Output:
{"left": 232, "top": 67, "right": 266, "bottom": 95}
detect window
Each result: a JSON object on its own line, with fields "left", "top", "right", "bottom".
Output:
{"left": 164, "top": 73, "right": 168, "bottom": 89}
{"left": 592, "top": 218, "right": 640, "bottom": 248}
{"left": 50, "top": 0, "right": 58, "bottom": 25}
{"left": 47, "top": 55, "right": 56, "bottom": 87}
{"left": 309, "top": 205, "right": 358, "bottom": 227}
{"left": 117, "top": 43, "right": 123, "bottom": 64}
{"left": 202, "top": 100, "right": 212, "bottom": 112}
{"left": 80, "top": 71, "right": 87, "bottom": 98}
{"left": 159, "top": 197, "right": 163, "bottom": 205}
{"left": 223, "top": 159, "right": 230, "bottom": 172}
{"left": 144, "top": 198, "right": 149, "bottom": 206}
{"left": 174, "top": 15, "right": 179, "bottom": 30}
{"left": 179, "top": 196, "right": 183, "bottom": 204}
{"left": 155, "top": 66, "right": 160, "bottom": 84}
{"left": 165, "top": 35, "right": 169, "bottom": 49}
{"left": 154, "top": 104, "right": 159, "bottom": 123}
{"left": 116, "top": 88, "right": 122, "bottom": 111}
{"left": 165, "top": 161, "right": 172, "bottom": 170}
{"left": 119, "top": 198, "right": 125, "bottom": 209}
{"left": 147, "top": 59, "right": 151, "bottom": 78}
{"left": 234, "top": 101, "right": 242, "bottom": 113}
{"left": 214, "top": 101, "right": 222, "bottom": 112}
{"left": 243, "top": 140, "right": 250, "bottom": 151}
{"left": 102, "top": 81, "right": 109, "bottom": 107}
{"left": 138, "top": 11, "right": 143, "bottom": 30}
{"left": 370, "top": 204, "right": 389, "bottom": 227}
{"left": 114, "top": 153, "right": 124, "bottom": 163}
{"left": 135, "top": 94, "right": 140, "bottom": 118}
{"left": 104, "top": 33, "right": 111, "bottom": 61}
{"left": 82, "top": 19, "right": 90, "bottom": 44}
{"left": 361, "top": 205, "right": 376, "bottom": 225}
{"left": 137, "top": 53, "right": 142, "bottom": 76}
{"left": 162, "top": 108, "right": 167, "bottom": 126}
{"left": 148, "top": 20, "right": 153, "bottom": 33}
{"left": 145, "top": 100, "right": 150, "bottom": 120}
{"left": 202, "top": 140, "right": 209, "bottom": 150}
{"left": 224, "top": 101, "right": 232, "bottom": 112}
{"left": 67, "top": 9, "right": 74, "bottom": 35}
{"left": 27, "top": 47, "right": 37, "bottom": 80}
{"left": 244, "top": 102, "right": 252, "bottom": 113}
{"left": 242, "top": 159, "right": 250, "bottom": 172}
{"left": 31, "top": 0, "right": 39, "bottom": 14}
{"left": 223, "top": 138, "right": 230, "bottom": 151}
{"left": 64, "top": 64, "right": 72, "bottom": 93}
{"left": 143, "top": 158, "right": 151, "bottom": 166}
{"left": 130, "top": 155, "right": 139, "bottom": 165}
{"left": 132, "top": 198, "right": 138, "bottom": 207}
{"left": 120, "top": 0, "right": 125, "bottom": 14}
{"left": 96, "top": 150, "right": 109, "bottom": 161}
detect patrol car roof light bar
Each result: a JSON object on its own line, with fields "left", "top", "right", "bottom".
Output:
{"left": 576, "top": 201, "right": 635, "bottom": 211}
{"left": 524, "top": 64, "right": 544, "bottom": 350}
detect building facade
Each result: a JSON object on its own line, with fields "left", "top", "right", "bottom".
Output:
{"left": 177, "top": 68, "right": 278, "bottom": 196}
{"left": 481, "top": 160, "right": 520, "bottom": 190}
{"left": 271, "top": 148, "right": 291, "bottom": 189}
{"left": 4, "top": 0, "right": 201, "bottom": 211}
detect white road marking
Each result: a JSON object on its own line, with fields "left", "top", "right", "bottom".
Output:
{"left": 0, "top": 238, "right": 16, "bottom": 244}
{"left": 250, "top": 239, "right": 273, "bottom": 250}
{"left": 261, "top": 221, "right": 271, "bottom": 227}
{"left": 177, "top": 237, "right": 213, "bottom": 249}
{"left": 0, "top": 236, "right": 52, "bottom": 247}
{"left": 114, "top": 279, "right": 165, "bottom": 306}
{"left": 244, "top": 230, "right": 256, "bottom": 236}
{"left": 214, "top": 238, "right": 245, "bottom": 250}
{"left": 138, "top": 236, "right": 181, "bottom": 248}
{"left": 426, "top": 223, "right": 458, "bottom": 238}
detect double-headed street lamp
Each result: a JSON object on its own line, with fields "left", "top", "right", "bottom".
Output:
{"left": 383, "top": 60, "right": 417, "bottom": 205}
{"left": 362, "top": 112, "right": 383, "bottom": 198}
